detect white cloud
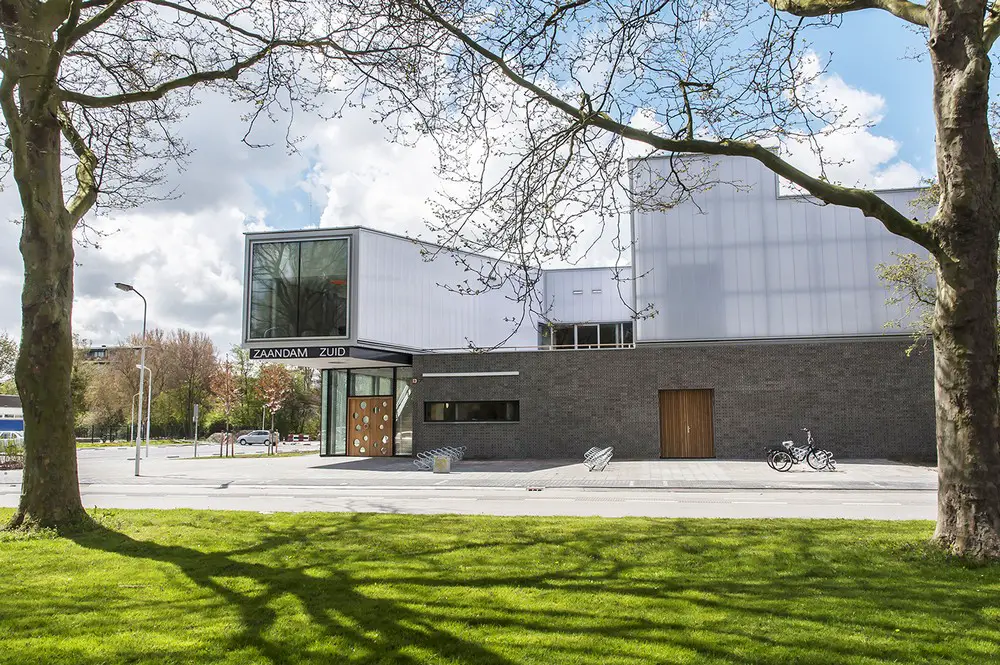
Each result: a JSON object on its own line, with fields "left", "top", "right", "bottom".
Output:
{"left": 780, "top": 53, "right": 926, "bottom": 190}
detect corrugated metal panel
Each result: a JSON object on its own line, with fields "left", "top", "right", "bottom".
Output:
{"left": 542, "top": 267, "right": 634, "bottom": 323}
{"left": 632, "top": 156, "right": 930, "bottom": 341}
{"left": 355, "top": 229, "right": 540, "bottom": 350}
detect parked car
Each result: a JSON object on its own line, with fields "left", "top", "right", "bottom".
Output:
{"left": 237, "top": 430, "right": 272, "bottom": 446}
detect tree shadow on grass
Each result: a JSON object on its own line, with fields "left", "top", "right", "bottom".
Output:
{"left": 67, "top": 518, "right": 519, "bottom": 665}
{"left": 60, "top": 515, "right": 1000, "bottom": 665}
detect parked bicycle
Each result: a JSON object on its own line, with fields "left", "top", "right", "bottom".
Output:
{"left": 766, "top": 429, "right": 836, "bottom": 472}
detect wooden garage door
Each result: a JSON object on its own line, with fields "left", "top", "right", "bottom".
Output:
{"left": 659, "top": 389, "right": 715, "bottom": 458}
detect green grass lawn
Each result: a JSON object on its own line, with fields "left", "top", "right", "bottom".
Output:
{"left": 1, "top": 511, "right": 997, "bottom": 664}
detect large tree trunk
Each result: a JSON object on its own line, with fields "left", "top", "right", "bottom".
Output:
{"left": 5, "top": 33, "right": 86, "bottom": 529}
{"left": 928, "top": 1, "right": 1000, "bottom": 556}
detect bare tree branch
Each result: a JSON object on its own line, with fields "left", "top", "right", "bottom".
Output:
{"left": 56, "top": 103, "right": 97, "bottom": 226}
{"left": 67, "top": 0, "right": 133, "bottom": 48}
{"left": 767, "top": 0, "right": 927, "bottom": 26}
{"left": 408, "top": 0, "right": 938, "bottom": 252}
{"left": 58, "top": 39, "right": 325, "bottom": 108}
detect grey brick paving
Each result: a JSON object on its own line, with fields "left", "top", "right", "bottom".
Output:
{"left": 18, "top": 447, "right": 938, "bottom": 492}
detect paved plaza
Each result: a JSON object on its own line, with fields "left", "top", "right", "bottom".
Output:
{"left": 0, "top": 445, "right": 938, "bottom": 519}
{"left": 65, "top": 444, "right": 936, "bottom": 490}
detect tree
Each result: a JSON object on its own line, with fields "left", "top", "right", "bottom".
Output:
{"left": 161, "top": 330, "right": 217, "bottom": 438}
{"left": 877, "top": 253, "right": 1000, "bottom": 356}
{"left": 277, "top": 368, "right": 321, "bottom": 437}
{"left": 80, "top": 364, "right": 128, "bottom": 440}
{"left": 876, "top": 253, "right": 939, "bottom": 354}
{"left": 256, "top": 363, "right": 293, "bottom": 442}
{"left": 226, "top": 346, "right": 263, "bottom": 429}
{"left": 1, "top": 1, "right": 348, "bottom": 529}
{"left": 0, "top": 331, "right": 16, "bottom": 394}
{"left": 210, "top": 355, "right": 241, "bottom": 442}
{"left": 334, "top": 1, "right": 1000, "bottom": 555}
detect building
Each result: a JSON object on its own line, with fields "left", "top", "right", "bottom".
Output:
{"left": 83, "top": 345, "right": 135, "bottom": 363}
{"left": 241, "top": 155, "right": 936, "bottom": 460}
{"left": 0, "top": 395, "right": 23, "bottom": 433}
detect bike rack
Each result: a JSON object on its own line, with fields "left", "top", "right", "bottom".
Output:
{"left": 584, "top": 446, "right": 614, "bottom": 472}
{"left": 413, "top": 446, "right": 467, "bottom": 470}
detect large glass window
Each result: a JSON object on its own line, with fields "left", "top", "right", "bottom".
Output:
{"left": 322, "top": 369, "right": 348, "bottom": 455}
{"left": 320, "top": 369, "right": 329, "bottom": 452}
{"left": 576, "top": 325, "right": 598, "bottom": 348}
{"left": 350, "top": 367, "right": 394, "bottom": 396}
{"left": 249, "top": 238, "right": 349, "bottom": 339}
{"left": 249, "top": 242, "right": 299, "bottom": 339}
{"left": 333, "top": 370, "right": 348, "bottom": 455}
{"left": 599, "top": 323, "right": 618, "bottom": 347}
{"left": 424, "top": 401, "right": 520, "bottom": 423}
{"left": 394, "top": 367, "right": 414, "bottom": 456}
{"left": 553, "top": 325, "right": 575, "bottom": 347}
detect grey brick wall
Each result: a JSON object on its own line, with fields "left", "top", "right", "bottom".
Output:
{"left": 411, "top": 337, "right": 935, "bottom": 461}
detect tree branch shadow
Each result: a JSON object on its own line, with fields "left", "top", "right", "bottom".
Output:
{"left": 67, "top": 520, "right": 519, "bottom": 665}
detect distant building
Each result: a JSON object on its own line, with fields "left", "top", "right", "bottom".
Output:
{"left": 0, "top": 395, "right": 23, "bottom": 433}
{"left": 83, "top": 345, "right": 134, "bottom": 363}
{"left": 240, "top": 155, "right": 935, "bottom": 461}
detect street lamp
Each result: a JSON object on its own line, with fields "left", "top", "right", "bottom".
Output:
{"left": 115, "top": 282, "right": 146, "bottom": 476}
{"left": 137, "top": 364, "right": 152, "bottom": 458}
{"left": 129, "top": 391, "right": 140, "bottom": 444}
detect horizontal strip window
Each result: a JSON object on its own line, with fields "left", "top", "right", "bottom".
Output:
{"left": 421, "top": 371, "right": 519, "bottom": 378}
{"left": 539, "top": 322, "right": 634, "bottom": 350}
{"left": 424, "top": 401, "right": 520, "bottom": 423}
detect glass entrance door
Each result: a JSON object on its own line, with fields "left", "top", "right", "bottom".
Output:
{"left": 323, "top": 367, "right": 412, "bottom": 456}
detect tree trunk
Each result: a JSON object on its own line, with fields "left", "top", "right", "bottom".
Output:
{"left": 928, "top": 1, "right": 1000, "bottom": 556}
{"left": 5, "top": 34, "right": 87, "bottom": 529}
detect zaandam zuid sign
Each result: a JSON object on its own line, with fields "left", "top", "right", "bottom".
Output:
{"left": 249, "top": 346, "right": 348, "bottom": 360}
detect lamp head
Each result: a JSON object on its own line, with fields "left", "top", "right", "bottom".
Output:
{"left": 114, "top": 282, "right": 134, "bottom": 293}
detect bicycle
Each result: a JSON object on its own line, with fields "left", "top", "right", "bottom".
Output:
{"left": 766, "top": 429, "right": 836, "bottom": 472}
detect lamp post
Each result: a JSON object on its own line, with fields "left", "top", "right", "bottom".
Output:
{"left": 115, "top": 282, "right": 146, "bottom": 476}
{"left": 137, "top": 364, "right": 152, "bottom": 458}
{"left": 129, "top": 391, "right": 140, "bottom": 445}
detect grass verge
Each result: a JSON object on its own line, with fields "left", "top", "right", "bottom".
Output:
{"left": 76, "top": 439, "right": 191, "bottom": 449}
{"left": 0, "top": 510, "right": 997, "bottom": 664}
{"left": 188, "top": 449, "right": 318, "bottom": 460}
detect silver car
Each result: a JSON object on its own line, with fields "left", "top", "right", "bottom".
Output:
{"left": 237, "top": 430, "right": 272, "bottom": 445}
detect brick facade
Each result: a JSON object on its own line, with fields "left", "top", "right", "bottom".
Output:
{"left": 411, "top": 337, "right": 935, "bottom": 461}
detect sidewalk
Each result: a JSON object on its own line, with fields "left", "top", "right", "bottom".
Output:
{"left": 42, "top": 451, "right": 939, "bottom": 492}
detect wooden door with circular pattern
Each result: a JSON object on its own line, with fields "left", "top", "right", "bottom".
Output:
{"left": 347, "top": 397, "right": 394, "bottom": 456}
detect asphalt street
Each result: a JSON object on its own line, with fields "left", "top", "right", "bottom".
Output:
{"left": 0, "top": 442, "right": 938, "bottom": 519}
{"left": 0, "top": 484, "right": 933, "bottom": 519}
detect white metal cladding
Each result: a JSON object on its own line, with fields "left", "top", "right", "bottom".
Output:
{"left": 542, "top": 267, "right": 635, "bottom": 323}
{"left": 631, "top": 156, "right": 931, "bottom": 341}
{"left": 355, "top": 229, "right": 540, "bottom": 350}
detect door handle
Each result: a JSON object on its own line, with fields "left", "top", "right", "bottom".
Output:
{"left": 686, "top": 425, "right": 690, "bottom": 434}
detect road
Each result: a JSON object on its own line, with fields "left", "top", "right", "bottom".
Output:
{"left": 0, "top": 482, "right": 935, "bottom": 519}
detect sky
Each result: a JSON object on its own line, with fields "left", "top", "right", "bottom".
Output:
{"left": 0, "top": 14, "right": 937, "bottom": 354}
